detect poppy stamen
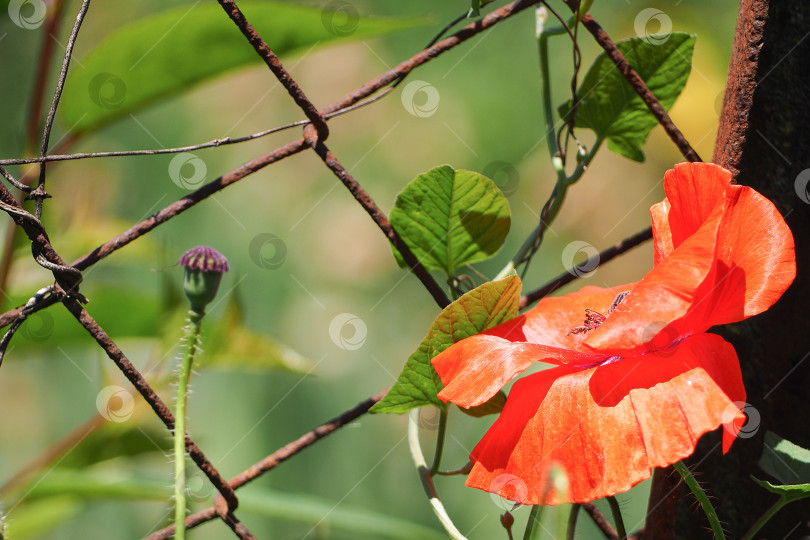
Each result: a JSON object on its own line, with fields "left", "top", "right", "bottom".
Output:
{"left": 567, "top": 291, "right": 631, "bottom": 336}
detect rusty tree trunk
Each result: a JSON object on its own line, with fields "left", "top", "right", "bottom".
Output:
{"left": 649, "top": 1, "right": 810, "bottom": 538}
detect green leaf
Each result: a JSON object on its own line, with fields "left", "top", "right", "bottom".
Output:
{"left": 4, "top": 496, "right": 83, "bottom": 540}
{"left": 751, "top": 477, "right": 810, "bottom": 502}
{"left": 371, "top": 274, "right": 521, "bottom": 414}
{"left": 390, "top": 165, "right": 511, "bottom": 277}
{"left": 59, "top": 3, "right": 422, "bottom": 134}
{"left": 239, "top": 488, "right": 447, "bottom": 540}
{"left": 17, "top": 471, "right": 446, "bottom": 540}
{"left": 758, "top": 431, "right": 810, "bottom": 486}
{"left": 558, "top": 32, "right": 696, "bottom": 162}
{"left": 469, "top": 0, "right": 481, "bottom": 17}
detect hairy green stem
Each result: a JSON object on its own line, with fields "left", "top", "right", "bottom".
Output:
{"left": 429, "top": 407, "right": 448, "bottom": 475}
{"left": 174, "top": 309, "right": 204, "bottom": 540}
{"left": 606, "top": 496, "right": 626, "bottom": 539}
{"left": 673, "top": 461, "right": 725, "bottom": 540}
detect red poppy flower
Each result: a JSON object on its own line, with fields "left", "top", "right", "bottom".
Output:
{"left": 432, "top": 163, "right": 796, "bottom": 505}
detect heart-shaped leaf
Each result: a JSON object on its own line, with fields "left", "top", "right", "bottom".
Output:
{"left": 371, "top": 274, "right": 521, "bottom": 414}
{"left": 390, "top": 165, "right": 510, "bottom": 277}
{"left": 558, "top": 32, "right": 696, "bottom": 162}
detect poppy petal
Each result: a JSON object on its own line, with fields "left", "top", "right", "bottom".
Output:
{"left": 696, "top": 184, "right": 796, "bottom": 325}
{"left": 664, "top": 163, "right": 731, "bottom": 248}
{"left": 486, "top": 285, "right": 633, "bottom": 352}
{"left": 650, "top": 163, "right": 729, "bottom": 264}
{"left": 433, "top": 336, "right": 601, "bottom": 408}
{"left": 465, "top": 333, "right": 745, "bottom": 505}
{"left": 587, "top": 162, "right": 795, "bottom": 354}
{"left": 585, "top": 210, "right": 723, "bottom": 354}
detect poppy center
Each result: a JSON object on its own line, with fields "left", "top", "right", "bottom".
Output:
{"left": 567, "top": 291, "right": 630, "bottom": 336}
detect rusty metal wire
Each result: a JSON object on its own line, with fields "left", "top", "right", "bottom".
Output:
{"left": 0, "top": 0, "right": 703, "bottom": 537}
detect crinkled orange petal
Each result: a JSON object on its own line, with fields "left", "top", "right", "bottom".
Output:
{"left": 486, "top": 285, "right": 633, "bottom": 352}
{"left": 433, "top": 337, "right": 602, "bottom": 409}
{"left": 589, "top": 162, "right": 795, "bottom": 354}
{"left": 650, "top": 163, "right": 729, "bottom": 265}
{"left": 433, "top": 285, "right": 631, "bottom": 408}
{"left": 696, "top": 183, "right": 796, "bottom": 325}
{"left": 465, "top": 333, "right": 745, "bottom": 505}
{"left": 585, "top": 209, "right": 723, "bottom": 354}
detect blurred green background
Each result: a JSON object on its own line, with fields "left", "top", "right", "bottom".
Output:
{"left": 0, "top": 0, "right": 739, "bottom": 538}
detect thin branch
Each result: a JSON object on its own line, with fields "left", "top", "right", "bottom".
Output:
{"left": 26, "top": 0, "right": 67, "bottom": 148}
{"left": 217, "top": 0, "right": 329, "bottom": 141}
{"left": 0, "top": 0, "right": 542, "bottom": 334}
{"left": 0, "top": 92, "right": 393, "bottom": 166}
{"left": 145, "top": 390, "right": 387, "bottom": 539}
{"left": 58, "top": 1, "right": 543, "bottom": 276}
{"left": 560, "top": 1, "right": 701, "bottom": 163}
{"left": 60, "top": 297, "right": 239, "bottom": 513}
{"left": 519, "top": 226, "right": 652, "bottom": 309}
{"left": 304, "top": 126, "right": 451, "bottom": 308}
{"left": 33, "top": 0, "right": 91, "bottom": 219}
{"left": 320, "top": 0, "right": 542, "bottom": 116}
{"left": 0, "top": 182, "right": 84, "bottom": 300}
{"left": 71, "top": 138, "right": 308, "bottom": 270}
